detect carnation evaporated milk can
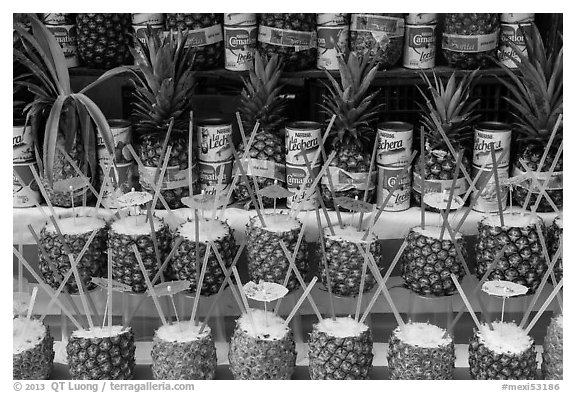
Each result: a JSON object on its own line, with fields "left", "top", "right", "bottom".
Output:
{"left": 377, "top": 122, "right": 413, "bottom": 167}
{"left": 403, "top": 23, "right": 436, "bottom": 69}
{"left": 471, "top": 165, "right": 509, "bottom": 213}
{"left": 198, "top": 119, "right": 234, "bottom": 196}
{"left": 377, "top": 165, "right": 412, "bottom": 211}
{"left": 317, "top": 13, "right": 349, "bottom": 70}
{"left": 43, "top": 15, "right": 79, "bottom": 68}
{"left": 285, "top": 121, "right": 322, "bottom": 210}
{"left": 405, "top": 14, "right": 438, "bottom": 25}
{"left": 224, "top": 14, "right": 257, "bottom": 71}
{"left": 498, "top": 22, "right": 533, "bottom": 68}
{"left": 473, "top": 122, "right": 511, "bottom": 168}
{"left": 13, "top": 123, "right": 40, "bottom": 207}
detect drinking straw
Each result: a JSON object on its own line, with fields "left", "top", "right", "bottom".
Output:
{"left": 314, "top": 207, "right": 336, "bottom": 320}
{"left": 292, "top": 151, "right": 337, "bottom": 217}
{"left": 358, "top": 138, "right": 379, "bottom": 227}
{"left": 150, "top": 146, "right": 172, "bottom": 216}
{"left": 451, "top": 273, "right": 483, "bottom": 332}
{"left": 208, "top": 240, "right": 243, "bottom": 312}
{"left": 231, "top": 266, "right": 257, "bottom": 334}
{"left": 420, "top": 126, "right": 426, "bottom": 230}
{"left": 147, "top": 205, "right": 163, "bottom": 283}
{"left": 57, "top": 146, "right": 99, "bottom": 199}
{"left": 490, "top": 144, "right": 505, "bottom": 226}
{"left": 440, "top": 150, "right": 463, "bottom": 239}
{"left": 519, "top": 160, "right": 560, "bottom": 216}
{"left": 355, "top": 243, "right": 371, "bottom": 322}
{"left": 190, "top": 242, "right": 212, "bottom": 326}
{"left": 236, "top": 111, "right": 247, "bottom": 147}
{"left": 531, "top": 142, "right": 564, "bottom": 213}
{"left": 319, "top": 118, "right": 344, "bottom": 228}
{"left": 524, "top": 278, "right": 563, "bottom": 335}
{"left": 107, "top": 250, "right": 113, "bottom": 329}
{"left": 284, "top": 276, "right": 318, "bottom": 327}
{"left": 26, "top": 287, "right": 39, "bottom": 320}
{"left": 188, "top": 111, "right": 194, "bottom": 196}
{"left": 132, "top": 244, "right": 167, "bottom": 325}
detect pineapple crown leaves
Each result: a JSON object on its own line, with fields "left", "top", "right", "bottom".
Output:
{"left": 416, "top": 69, "right": 481, "bottom": 149}
{"left": 129, "top": 27, "right": 197, "bottom": 133}
{"left": 239, "top": 52, "right": 287, "bottom": 135}
{"left": 496, "top": 24, "right": 563, "bottom": 145}
{"left": 319, "top": 51, "right": 383, "bottom": 150}
{"left": 13, "top": 14, "right": 117, "bottom": 186}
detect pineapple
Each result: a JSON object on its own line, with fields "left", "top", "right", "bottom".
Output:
{"left": 169, "top": 218, "right": 236, "bottom": 296}
{"left": 547, "top": 216, "right": 562, "bottom": 282}
{"left": 108, "top": 215, "right": 172, "bottom": 293}
{"left": 75, "top": 13, "right": 132, "bottom": 69}
{"left": 234, "top": 53, "right": 288, "bottom": 208}
{"left": 497, "top": 24, "right": 563, "bottom": 212}
{"left": 151, "top": 321, "right": 217, "bottom": 380}
{"left": 258, "top": 14, "right": 317, "bottom": 72}
{"left": 468, "top": 321, "right": 537, "bottom": 380}
{"left": 320, "top": 225, "right": 382, "bottom": 297}
{"left": 13, "top": 317, "right": 55, "bottom": 380}
{"left": 350, "top": 13, "right": 405, "bottom": 69}
{"left": 130, "top": 28, "right": 197, "bottom": 209}
{"left": 387, "top": 322, "right": 455, "bottom": 380}
{"left": 413, "top": 70, "right": 480, "bottom": 207}
{"left": 228, "top": 309, "right": 296, "bottom": 380}
{"left": 542, "top": 314, "right": 563, "bottom": 380}
{"left": 308, "top": 316, "right": 373, "bottom": 380}
{"left": 38, "top": 216, "right": 108, "bottom": 294}
{"left": 442, "top": 14, "right": 500, "bottom": 69}
{"left": 319, "top": 51, "right": 381, "bottom": 206}
{"left": 67, "top": 326, "right": 136, "bottom": 380}
{"left": 475, "top": 214, "right": 547, "bottom": 295}
{"left": 245, "top": 213, "right": 308, "bottom": 291}
{"left": 401, "top": 226, "right": 467, "bottom": 297}
{"left": 165, "top": 13, "right": 223, "bottom": 70}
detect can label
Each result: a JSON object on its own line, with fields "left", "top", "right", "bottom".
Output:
{"left": 511, "top": 167, "right": 563, "bottom": 191}
{"left": 198, "top": 160, "right": 234, "bottom": 190}
{"left": 285, "top": 163, "right": 319, "bottom": 210}
{"left": 377, "top": 165, "right": 411, "bottom": 211}
{"left": 224, "top": 25, "right": 257, "bottom": 71}
{"left": 442, "top": 31, "right": 499, "bottom": 53}
{"left": 405, "top": 14, "right": 438, "bottom": 25}
{"left": 42, "top": 13, "right": 71, "bottom": 25}
{"left": 403, "top": 24, "right": 436, "bottom": 69}
{"left": 46, "top": 24, "right": 78, "bottom": 68}
{"left": 499, "top": 23, "right": 532, "bottom": 68}
{"left": 165, "top": 25, "right": 223, "bottom": 48}
{"left": 285, "top": 123, "right": 322, "bottom": 165}
{"left": 377, "top": 123, "right": 413, "bottom": 167}
{"left": 258, "top": 25, "right": 317, "bottom": 52}
{"left": 134, "top": 24, "right": 164, "bottom": 44}
{"left": 197, "top": 121, "right": 233, "bottom": 163}
{"left": 350, "top": 14, "right": 405, "bottom": 38}
{"left": 317, "top": 13, "right": 349, "bottom": 26}
{"left": 233, "top": 158, "right": 285, "bottom": 182}
{"left": 132, "top": 13, "right": 164, "bottom": 25}
{"left": 101, "top": 162, "right": 138, "bottom": 209}
{"left": 500, "top": 14, "right": 535, "bottom": 23}
{"left": 13, "top": 125, "right": 39, "bottom": 207}
{"left": 224, "top": 13, "right": 257, "bottom": 26}
{"left": 413, "top": 172, "right": 468, "bottom": 196}
{"left": 472, "top": 165, "right": 509, "bottom": 213}
{"left": 321, "top": 167, "right": 376, "bottom": 192}
{"left": 13, "top": 125, "right": 34, "bottom": 163}
{"left": 473, "top": 124, "right": 511, "bottom": 168}
{"left": 140, "top": 164, "right": 197, "bottom": 191}
{"left": 317, "top": 25, "right": 349, "bottom": 70}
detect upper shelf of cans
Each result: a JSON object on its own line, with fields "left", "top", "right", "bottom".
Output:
{"left": 16, "top": 13, "right": 542, "bottom": 75}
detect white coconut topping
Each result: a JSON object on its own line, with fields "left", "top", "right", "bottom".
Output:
{"left": 44, "top": 216, "right": 106, "bottom": 235}
{"left": 13, "top": 317, "right": 46, "bottom": 355}
{"left": 412, "top": 225, "right": 462, "bottom": 240}
{"left": 72, "top": 325, "right": 127, "bottom": 339}
{"left": 324, "top": 224, "right": 376, "bottom": 243}
{"left": 253, "top": 213, "right": 300, "bottom": 233}
{"left": 553, "top": 314, "right": 563, "bottom": 328}
{"left": 237, "top": 309, "right": 289, "bottom": 340}
{"left": 155, "top": 321, "right": 211, "bottom": 342}
{"left": 554, "top": 216, "right": 563, "bottom": 229}
{"left": 477, "top": 321, "right": 532, "bottom": 354}
{"left": 315, "top": 316, "right": 369, "bottom": 338}
{"left": 483, "top": 213, "right": 539, "bottom": 228}
{"left": 178, "top": 218, "right": 228, "bottom": 242}
{"left": 394, "top": 322, "right": 452, "bottom": 348}
{"left": 111, "top": 215, "right": 163, "bottom": 236}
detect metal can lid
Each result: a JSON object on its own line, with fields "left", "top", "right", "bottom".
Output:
{"left": 286, "top": 121, "right": 322, "bottom": 131}
{"left": 197, "top": 118, "right": 231, "bottom": 127}
{"left": 378, "top": 121, "right": 413, "bottom": 132}
{"left": 475, "top": 121, "right": 511, "bottom": 132}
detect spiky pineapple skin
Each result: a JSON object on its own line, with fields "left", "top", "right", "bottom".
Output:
{"left": 258, "top": 14, "right": 317, "bottom": 72}
{"left": 228, "top": 324, "right": 296, "bottom": 380}
{"left": 512, "top": 144, "right": 563, "bottom": 212}
{"left": 387, "top": 330, "right": 455, "bottom": 380}
{"left": 542, "top": 315, "right": 563, "bottom": 380}
{"left": 321, "top": 145, "right": 374, "bottom": 209}
{"left": 320, "top": 228, "right": 382, "bottom": 297}
{"left": 151, "top": 333, "right": 217, "bottom": 380}
{"left": 308, "top": 326, "right": 373, "bottom": 380}
{"left": 234, "top": 131, "right": 286, "bottom": 208}
{"left": 108, "top": 218, "right": 172, "bottom": 293}
{"left": 75, "top": 13, "right": 132, "bottom": 69}
{"left": 13, "top": 323, "right": 55, "bottom": 380}
{"left": 66, "top": 329, "right": 136, "bottom": 380}
{"left": 169, "top": 222, "right": 236, "bottom": 296}
{"left": 401, "top": 227, "right": 467, "bottom": 297}
{"left": 245, "top": 214, "right": 308, "bottom": 291}
{"left": 442, "top": 13, "right": 500, "bottom": 69}
{"left": 547, "top": 217, "right": 562, "bottom": 282}
{"left": 165, "top": 13, "right": 223, "bottom": 70}
{"left": 136, "top": 130, "right": 195, "bottom": 210}
{"left": 468, "top": 328, "right": 537, "bottom": 380}
{"left": 350, "top": 13, "right": 405, "bottom": 69}
{"left": 38, "top": 224, "right": 108, "bottom": 294}
{"left": 475, "top": 216, "right": 547, "bottom": 295}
